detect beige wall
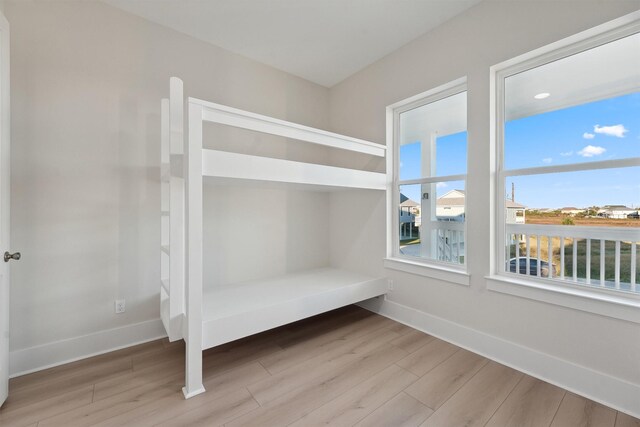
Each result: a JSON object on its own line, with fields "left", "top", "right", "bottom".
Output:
{"left": 5, "top": 0, "right": 330, "bottom": 371}
{"left": 329, "top": 0, "right": 640, "bottom": 401}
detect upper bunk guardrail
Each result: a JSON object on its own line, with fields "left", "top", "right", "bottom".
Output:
{"left": 187, "top": 97, "right": 385, "bottom": 158}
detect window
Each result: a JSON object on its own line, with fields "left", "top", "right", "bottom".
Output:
{"left": 493, "top": 22, "right": 640, "bottom": 300}
{"left": 386, "top": 78, "right": 468, "bottom": 278}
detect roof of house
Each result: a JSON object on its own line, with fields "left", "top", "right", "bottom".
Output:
{"left": 439, "top": 189, "right": 465, "bottom": 199}
{"left": 560, "top": 207, "right": 581, "bottom": 211}
{"left": 400, "top": 199, "right": 419, "bottom": 208}
{"left": 436, "top": 189, "right": 525, "bottom": 208}
{"left": 602, "top": 205, "right": 633, "bottom": 210}
{"left": 505, "top": 200, "right": 526, "bottom": 209}
{"left": 437, "top": 197, "right": 464, "bottom": 207}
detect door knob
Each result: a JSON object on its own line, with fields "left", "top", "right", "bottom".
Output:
{"left": 4, "top": 251, "right": 20, "bottom": 262}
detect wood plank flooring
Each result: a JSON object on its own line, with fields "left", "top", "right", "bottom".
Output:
{"left": 1, "top": 305, "right": 637, "bottom": 426}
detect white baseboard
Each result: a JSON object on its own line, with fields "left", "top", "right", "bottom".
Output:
{"left": 359, "top": 297, "right": 640, "bottom": 418}
{"left": 9, "top": 318, "right": 167, "bottom": 378}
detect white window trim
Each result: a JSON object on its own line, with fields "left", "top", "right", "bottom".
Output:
{"left": 489, "top": 10, "right": 640, "bottom": 321}
{"left": 486, "top": 275, "right": 640, "bottom": 324}
{"left": 385, "top": 257, "right": 470, "bottom": 286}
{"left": 386, "top": 77, "right": 469, "bottom": 286}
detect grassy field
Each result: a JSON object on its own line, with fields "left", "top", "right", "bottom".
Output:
{"left": 526, "top": 214, "right": 639, "bottom": 228}
{"left": 509, "top": 236, "right": 639, "bottom": 284}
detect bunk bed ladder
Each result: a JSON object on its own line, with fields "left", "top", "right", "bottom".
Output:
{"left": 160, "top": 77, "right": 186, "bottom": 342}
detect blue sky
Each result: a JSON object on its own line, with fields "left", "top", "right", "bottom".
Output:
{"left": 400, "top": 92, "right": 640, "bottom": 208}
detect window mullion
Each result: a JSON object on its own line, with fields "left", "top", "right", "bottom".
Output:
{"left": 398, "top": 174, "right": 467, "bottom": 186}
{"left": 501, "top": 157, "right": 640, "bottom": 178}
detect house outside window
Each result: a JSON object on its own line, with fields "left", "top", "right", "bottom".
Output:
{"left": 492, "top": 20, "right": 640, "bottom": 304}
{"left": 385, "top": 78, "right": 469, "bottom": 281}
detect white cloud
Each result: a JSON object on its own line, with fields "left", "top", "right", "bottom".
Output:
{"left": 582, "top": 132, "right": 595, "bottom": 139}
{"left": 436, "top": 182, "right": 448, "bottom": 189}
{"left": 578, "top": 145, "right": 606, "bottom": 157}
{"left": 560, "top": 151, "right": 573, "bottom": 156}
{"left": 594, "top": 124, "right": 628, "bottom": 138}
{"left": 542, "top": 157, "right": 553, "bottom": 164}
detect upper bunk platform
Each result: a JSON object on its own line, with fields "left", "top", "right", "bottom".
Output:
{"left": 201, "top": 268, "right": 388, "bottom": 349}
{"left": 188, "top": 92, "right": 386, "bottom": 192}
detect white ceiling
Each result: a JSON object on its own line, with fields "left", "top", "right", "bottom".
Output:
{"left": 505, "top": 31, "right": 640, "bottom": 121}
{"left": 400, "top": 91, "right": 466, "bottom": 145}
{"left": 103, "top": 0, "right": 481, "bottom": 87}
{"left": 399, "top": 32, "right": 639, "bottom": 145}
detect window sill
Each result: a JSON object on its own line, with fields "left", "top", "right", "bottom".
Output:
{"left": 486, "top": 275, "right": 640, "bottom": 324}
{"left": 384, "top": 258, "right": 470, "bottom": 286}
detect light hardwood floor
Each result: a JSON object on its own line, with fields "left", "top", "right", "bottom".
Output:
{"left": 1, "top": 305, "right": 637, "bottom": 426}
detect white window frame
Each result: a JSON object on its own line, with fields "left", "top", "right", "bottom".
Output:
{"left": 488, "top": 11, "right": 640, "bottom": 323}
{"left": 385, "top": 77, "right": 470, "bottom": 286}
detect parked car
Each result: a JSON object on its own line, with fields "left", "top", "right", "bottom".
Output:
{"left": 507, "top": 258, "right": 557, "bottom": 277}
{"left": 628, "top": 212, "right": 640, "bottom": 219}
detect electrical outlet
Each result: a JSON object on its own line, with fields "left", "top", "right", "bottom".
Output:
{"left": 388, "top": 279, "right": 394, "bottom": 292}
{"left": 115, "top": 299, "right": 126, "bottom": 314}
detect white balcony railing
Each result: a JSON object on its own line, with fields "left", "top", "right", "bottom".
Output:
{"left": 506, "top": 223, "right": 639, "bottom": 293}
{"left": 399, "top": 220, "right": 465, "bottom": 264}
{"left": 434, "top": 221, "right": 465, "bottom": 264}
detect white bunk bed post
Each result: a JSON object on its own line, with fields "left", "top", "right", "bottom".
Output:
{"left": 183, "top": 99, "right": 205, "bottom": 399}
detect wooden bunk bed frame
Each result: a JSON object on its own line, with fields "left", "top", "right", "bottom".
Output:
{"left": 160, "top": 77, "right": 389, "bottom": 398}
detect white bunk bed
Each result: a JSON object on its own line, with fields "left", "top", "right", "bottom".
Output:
{"left": 160, "top": 77, "right": 389, "bottom": 399}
